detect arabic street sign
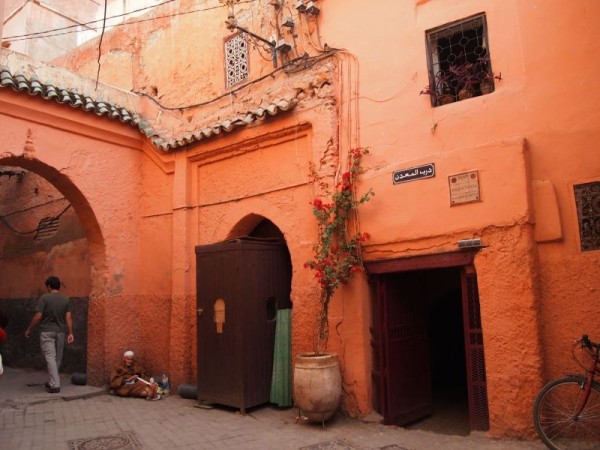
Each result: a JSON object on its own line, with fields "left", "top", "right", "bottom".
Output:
{"left": 392, "top": 163, "right": 435, "bottom": 185}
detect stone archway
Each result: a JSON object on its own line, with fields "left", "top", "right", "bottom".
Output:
{"left": 0, "top": 155, "right": 107, "bottom": 377}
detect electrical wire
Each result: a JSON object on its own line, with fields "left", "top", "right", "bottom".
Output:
{"left": 3, "top": 0, "right": 177, "bottom": 41}
{"left": 95, "top": 0, "right": 108, "bottom": 90}
{"left": 0, "top": 203, "right": 72, "bottom": 236}
{"left": 3, "top": 1, "right": 256, "bottom": 44}
{"left": 246, "top": 33, "right": 276, "bottom": 62}
{"left": 134, "top": 49, "right": 339, "bottom": 111}
{"left": 3, "top": 1, "right": 341, "bottom": 119}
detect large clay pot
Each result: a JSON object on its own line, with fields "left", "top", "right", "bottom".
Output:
{"left": 293, "top": 352, "right": 342, "bottom": 423}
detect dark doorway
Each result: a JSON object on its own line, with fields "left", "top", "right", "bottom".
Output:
{"left": 367, "top": 252, "right": 489, "bottom": 436}
{"left": 406, "top": 268, "right": 470, "bottom": 435}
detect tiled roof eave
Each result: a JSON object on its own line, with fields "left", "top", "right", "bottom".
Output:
{"left": 0, "top": 66, "right": 298, "bottom": 152}
{"left": 150, "top": 97, "right": 298, "bottom": 152}
{"left": 0, "top": 66, "right": 143, "bottom": 129}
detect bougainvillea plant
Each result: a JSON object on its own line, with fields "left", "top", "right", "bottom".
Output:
{"left": 305, "top": 147, "right": 374, "bottom": 355}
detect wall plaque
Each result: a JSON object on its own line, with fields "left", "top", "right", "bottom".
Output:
{"left": 449, "top": 170, "right": 481, "bottom": 205}
{"left": 393, "top": 163, "right": 435, "bottom": 185}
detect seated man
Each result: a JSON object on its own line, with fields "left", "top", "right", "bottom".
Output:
{"left": 110, "top": 350, "right": 161, "bottom": 400}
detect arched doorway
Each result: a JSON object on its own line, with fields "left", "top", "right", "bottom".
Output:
{"left": 0, "top": 157, "right": 105, "bottom": 376}
{"left": 195, "top": 216, "right": 292, "bottom": 412}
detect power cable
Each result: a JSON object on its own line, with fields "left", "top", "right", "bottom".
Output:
{"left": 0, "top": 203, "right": 72, "bottom": 236}
{"left": 134, "top": 49, "right": 339, "bottom": 111}
{"left": 3, "top": 0, "right": 177, "bottom": 41}
{"left": 3, "top": 0, "right": 257, "bottom": 43}
{"left": 95, "top": 0, "right": 108, "bottom": 90}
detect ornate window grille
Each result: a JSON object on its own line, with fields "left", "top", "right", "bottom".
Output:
{"left": 425, "top": 14, "right": 495, "bottom": 107}
{"left": 574, "top": 181, "right": 600, "bottom": 251}
{"left": 225, "top": 33, "right": 248, "bottom": 88}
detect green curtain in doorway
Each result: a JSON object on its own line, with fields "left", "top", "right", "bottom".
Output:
{"left": 270, "top": 308, "right": 292, "bottom": 407}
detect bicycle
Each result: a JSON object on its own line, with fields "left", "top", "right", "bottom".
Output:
{"left": 533, "top": 334, "right": 600, "bottom": 450}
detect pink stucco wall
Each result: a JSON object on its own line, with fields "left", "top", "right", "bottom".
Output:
{"left": 1, "top": 0, "right": 599, "bottom": 441}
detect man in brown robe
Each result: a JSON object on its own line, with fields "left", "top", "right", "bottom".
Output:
{"left": 110, "top": 350, "right": 161, "bottom": 400}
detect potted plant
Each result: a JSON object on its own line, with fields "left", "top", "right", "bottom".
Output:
{"left": 475, "top": 53, "right": 501, "bottom": 95}
{"left": 421, "top": 52, "right": 501, "bottom": 105}
{"left": 420, "top": 70, "right": 455, "bottom": 106}
{"left": 293, "top": 147, "right": 374, "bottom": 424}
{"left": 449, "top": 62, "right": 478, "bottom": 100}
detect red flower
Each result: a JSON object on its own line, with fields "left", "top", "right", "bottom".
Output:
{"left": 304, "top": 147, "right": 374, "bottom": 353}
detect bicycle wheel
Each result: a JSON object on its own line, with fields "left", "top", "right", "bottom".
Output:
{"left": 533, "top": 377, "right": 600, "bottom": 450}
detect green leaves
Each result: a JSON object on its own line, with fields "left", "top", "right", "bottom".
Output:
{"left": 305, "top": 147, "right": 374, "bottom": 354}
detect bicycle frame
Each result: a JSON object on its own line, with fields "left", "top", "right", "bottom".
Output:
{"left": 533, "top": 334, "right": 600, "bottom": 450}
{"left": 568, "top": 338, "right": 600, "bottom": 418}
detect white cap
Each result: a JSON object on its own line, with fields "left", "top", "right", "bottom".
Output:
{"left": 123, "top": 350, "right": 134, "bottom": 358}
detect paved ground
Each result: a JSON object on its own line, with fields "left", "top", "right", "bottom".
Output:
{"left": 0, "top": 367, "right": 547, "bottom": 450}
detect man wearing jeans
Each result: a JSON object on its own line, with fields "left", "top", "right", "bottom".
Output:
{"left": 25, "top": 276, "right": 74, "bottom": 393}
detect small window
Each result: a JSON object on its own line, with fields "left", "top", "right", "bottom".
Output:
{"left": 425, "top": 14, "right": 495, "bottom": 107}
{"left": 225, "top": 33, "right": 249, "bottom": 88}
{"left": 574, "top": 182, "right": 600, "bottom": 251}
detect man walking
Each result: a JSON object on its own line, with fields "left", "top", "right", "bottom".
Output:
{"left": 25, "top": 276, "right": 74, "bottom": 393}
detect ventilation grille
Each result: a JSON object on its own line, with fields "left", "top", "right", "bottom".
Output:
{"left": 574, "top": 181, "right": 600, "bottom": 251}
{"left": 34, "top": 216, "right": 60, "bottom": 241}
{"left": 225, "top": 33, "right": 249, "bottom": 88}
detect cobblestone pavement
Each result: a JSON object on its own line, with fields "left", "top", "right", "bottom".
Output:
{"left": 0, "top": 367, "right": 547, "bottom": 450}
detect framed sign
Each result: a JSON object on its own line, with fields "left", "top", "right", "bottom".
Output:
{"left": 449, "top": 170, "right": 481, "bottom": 205}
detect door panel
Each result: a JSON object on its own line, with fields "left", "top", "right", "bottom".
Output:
{"left": 383, "top": 272, "right": 432, "bottom": 426}
{"left": 369, "top": 253, "right": 488, "bottom": 432}
{"left": 195, "top": 238, "right": 287, "bottom": 410}
{"left": 370, "top": 276, "right": 386, "bottom": 415}
{"left": 461, "top": 269, "right": 490, "bottom": 431}
{"left": 196, "top": 251, "right": 241, "bottom": 405}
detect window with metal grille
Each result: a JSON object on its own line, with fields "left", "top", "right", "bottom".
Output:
{"left": 424, "top": 13, "right": 495, "bottom": 107}
{"left": 574, "top": 181, "right": 600, "bottom": 251}
{"left": 225, "top": 33, "right": 248, "bottom": 88}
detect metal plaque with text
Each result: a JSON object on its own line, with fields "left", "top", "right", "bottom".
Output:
{"left": 449, "top": 170, "right": 481, "bottom": 205}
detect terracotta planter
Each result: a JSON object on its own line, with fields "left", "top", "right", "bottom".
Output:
{"left": 437, "top": 93, "right": 455, "bottom": 105}
{"left": 293, "top": 352, "right": 342, "bottom": 423}
{"left": 458, "top": 88, "right": 474, "bottom": 100}
{"left": 480, "top": 81, "right": 494, "bottom": 95}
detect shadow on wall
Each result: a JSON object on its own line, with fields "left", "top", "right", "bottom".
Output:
{"left": 0, "top": 297, "right": 88, "bottom": 373}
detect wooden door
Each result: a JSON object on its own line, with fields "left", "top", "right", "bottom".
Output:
{"left": 461, "top": 268, "right": 490, "bottom": 430}
{"left": 368, "top": 251, "right": 487, "bottom": 431}
{"left": 380, "top": 271, "right": 432, "bottom": 425}
{"left": 196, "top": 248, "right": 242, "bottom": 407}
{"left": 195, "top": 238, "right": 288, "bottom": 411}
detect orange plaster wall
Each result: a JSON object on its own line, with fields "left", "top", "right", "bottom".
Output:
{"left": 11, "top": 0, "right": 599, "bottom": 438}
{"left": 319, "top": 0, "right": 600, "bottom": 436}
{"left": 0, "top": 89, "right": 180, "bottom": 383}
